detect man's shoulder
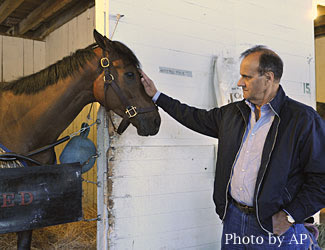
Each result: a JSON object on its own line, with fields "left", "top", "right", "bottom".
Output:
{"left": 284, "top": 97, "right": 320, "bottom": 119}
{"left": 220, "top": 100, "right": 244, "bottom": 109}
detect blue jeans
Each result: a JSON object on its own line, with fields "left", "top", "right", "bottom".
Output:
{"left": 221, "top": 201, "right": 320, "bottom": 249}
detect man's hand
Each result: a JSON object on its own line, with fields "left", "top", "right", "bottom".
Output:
{"left": 272, "top": 210, "right": 293, "bottom": 236}
{"left": 139, "top": 69, "right": 158, "bottom": 98}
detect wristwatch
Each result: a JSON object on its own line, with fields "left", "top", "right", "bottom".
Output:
{"left": 286, "top": 214, "right": 295, "bottom": 224}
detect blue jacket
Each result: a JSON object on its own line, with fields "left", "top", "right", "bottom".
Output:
{"left": 156, "top": 85, "right": 325, "bottom": 233}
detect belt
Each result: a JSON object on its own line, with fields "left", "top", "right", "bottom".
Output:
{"left": 231, "top": 198, "right": 255, "bottom": 215}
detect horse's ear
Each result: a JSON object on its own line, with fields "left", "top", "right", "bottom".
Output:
{"left": 104, "top": 36, "right": 112, "bottom": 43}
{"left": 103, "top": 36, "right": 114, "bottom": 49}
{"left": 93, "top": 29, "right": 107, "bottom": 49}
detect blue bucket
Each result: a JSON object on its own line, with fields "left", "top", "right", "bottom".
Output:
{"left": 59, "top": 123, "right": 97, "bottom": 173}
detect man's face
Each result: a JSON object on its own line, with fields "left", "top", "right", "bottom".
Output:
{"left": 237, "top": 52, "right": 270, "bottom": 105}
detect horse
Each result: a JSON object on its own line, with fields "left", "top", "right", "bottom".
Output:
{"left": 0, "top": 29, "right": 161, "bottom": 249}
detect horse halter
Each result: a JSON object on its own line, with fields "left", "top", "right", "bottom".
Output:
{"left": 100, "top": 50, "right": 157, "bottom": 134}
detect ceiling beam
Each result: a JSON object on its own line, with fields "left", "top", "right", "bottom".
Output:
{"left": 0, "top": 0, "right": 25, "bottom": 24}
{"left": 16, "top": 0, "right": 75, "bottom": 35}
{"left": 32, "top": 0, "right": 95, "bottom": 40}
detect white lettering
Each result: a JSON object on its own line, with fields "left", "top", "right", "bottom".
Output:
{"left": 256, "top": 236, "right": 263, "bottom": 244}
{"left": 268, "top": 233, "right": 277, "bottom": 244}
{"left": 268, "top": 233, "right": 284, "bottom": 247}
{"left": 299, "top": 234, "right": 308, "bottom": 244}
{"left": 233, "top": 233, "right": 241, "bottom": 244}
{"left": 277, "top": 236, "right": 284, "bottom": 247}
{"left": 225, "top": 234, "right": 233, "bottom": 244}
{"left": 242, "top": 236, "right": 250, "bottom": 244}
{"left": 289, "top": 234, "right": 299, "bottom": 245}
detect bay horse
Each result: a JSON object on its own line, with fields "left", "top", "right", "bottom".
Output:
{"left": 0, "top": 30, "right": 160, "bottom": 249}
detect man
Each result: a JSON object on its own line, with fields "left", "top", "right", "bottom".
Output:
{"left": 140, "top": 45, "right": 325, "bottom": 249}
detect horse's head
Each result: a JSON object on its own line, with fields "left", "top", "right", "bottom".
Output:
{"left": 92, "top": 30, "right": 161, "bottom": 136}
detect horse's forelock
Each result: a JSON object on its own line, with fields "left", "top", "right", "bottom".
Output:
{"left": 111, "top": 41, "right": 141, "bottom": 68}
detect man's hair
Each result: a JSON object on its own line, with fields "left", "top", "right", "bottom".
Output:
{"left": 240, "top": 45, "right": 283, "bottom": 82}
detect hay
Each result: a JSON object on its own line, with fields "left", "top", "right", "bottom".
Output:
{"left": 0, "top": 207, "right": 97, "bottom": 250}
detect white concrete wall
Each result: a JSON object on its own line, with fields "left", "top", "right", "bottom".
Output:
{"left": 108, "top": 0, "right": 316, "bottom": 249}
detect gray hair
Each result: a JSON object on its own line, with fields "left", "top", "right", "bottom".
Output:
{"left": 240, "top": 45, "right": 283, "bottom": 82}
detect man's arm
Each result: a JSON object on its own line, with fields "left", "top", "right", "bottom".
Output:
{"left": 273, "top": 115, "right": 325, "bottom": 235}
{"left": 140, "top": 70, "right": 222, "bottom": 138}
{"left": 284, "top": 116, "right": 325, "bottom": 221}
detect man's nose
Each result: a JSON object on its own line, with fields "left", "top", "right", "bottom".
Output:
{"left": 237, "top": 77, "right": 244, "bottom": 87}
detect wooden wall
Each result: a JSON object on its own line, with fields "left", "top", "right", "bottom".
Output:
{"left": 45, "top": 7, "right": 97, "bottom": 209}
{"left": 0, "top": 7, "right": 97, "bottom": 210}
{"left": 316, "top": 36, "right": 325, "bottom": 103}
{"left": 315, "top": 33, "right": 325, "bottom": 223}
{"left": 0, "top": 36, "right": 45, "bottom": 82}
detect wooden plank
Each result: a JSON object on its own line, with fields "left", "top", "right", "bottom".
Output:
{"left": 32, "top": 0, "right": 95, "bottom": 40}
{"left": 33, "top": 40, "right": 45, "bottom": 73}
{"left": 112, "top": 191, "right": 215, "bottom": 218}
{"left": 77, "top": 8, "right": 91, "bottom": 48}
{"left": 45, "top": 25, "right": 68, "bottom": 64}
{"left": 110, "top": 224, "right": 221, "bottom": 250}
{"left": 316, "top": 37, "right": 325, "bottom": 103}
{"left": 96, "top": 107, "right": 109, "bottom": 250}
{"left": 3, "top": 36, "right": 23, "bottom": 82}
{"left": 112, "top": 209, "right": 219, "bottom": 239}
{"left": 68, "top": 17, "right": 78, "bottom": 54}
{"left": 112, "top": 172, "right": 214, "bottom": 197}
{"left": 0, "top": 36, "right": 2, "bottom": 82}
{"left": 87, "top": 7, "right": 96, "bottom": 44}
{"left": 17, "top": 0, "right": 75, "bottom": 35}
{"left": 0, "top": 0, "right": 24, "bottom": 24}
{"left": 44, "top": 29, "right": 59, "bottom": 65}
{"left": 23, "top": 39, "right": 33, "bottom": 76}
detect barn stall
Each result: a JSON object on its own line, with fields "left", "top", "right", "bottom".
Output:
{"left": 0, "top": 0, "right": 100, "bottom": 248}
{"left": 0, "top": 0, "right": 320, "bottom": 249}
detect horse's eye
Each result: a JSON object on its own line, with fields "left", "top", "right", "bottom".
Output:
{"left": 125, "top": 72, "right": 135, "bottom": 79}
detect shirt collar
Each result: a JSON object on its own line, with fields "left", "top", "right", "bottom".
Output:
{"left": 245, "top": 100, "right": 275, "bottom": 114}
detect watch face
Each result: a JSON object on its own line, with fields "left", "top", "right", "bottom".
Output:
{"left": 287, "top": 215, "right": 295, "bottom": 223}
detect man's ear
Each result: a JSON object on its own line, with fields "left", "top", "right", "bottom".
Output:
{"left": 265, "top": 71, "right": 275, "bottom": 83}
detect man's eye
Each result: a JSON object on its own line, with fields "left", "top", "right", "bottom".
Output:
{"left": 125, "top": 72, "right": 135, "bottom": 78}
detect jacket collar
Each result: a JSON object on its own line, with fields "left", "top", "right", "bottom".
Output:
{"left": 269, "top": 84, "right": 287, "bottom": 115}
{"left": 237, "top": 84, "right": 287, "bottom": 116}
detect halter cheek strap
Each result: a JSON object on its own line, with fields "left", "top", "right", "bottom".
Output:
{"left": 100, "top": 51, "right": 157, "bottom": 134}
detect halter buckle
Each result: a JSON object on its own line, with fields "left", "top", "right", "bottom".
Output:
{"left": 101, "top": 58, "right": 110, "bottom": 68}
{"left": 125, "top": 106, "right": 137, "bottom": 118}
{"left": 103, "top": 74, "right": 114, "bottom": 83}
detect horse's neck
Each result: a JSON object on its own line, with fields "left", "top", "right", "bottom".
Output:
{"left": 0, "top": 62, "right": 99, "bottom": 153}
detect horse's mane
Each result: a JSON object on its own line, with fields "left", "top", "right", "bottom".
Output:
{"left": 0, "top": 40, "right": 140, "bottom": 95}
